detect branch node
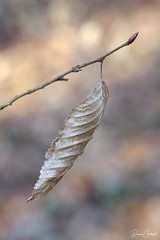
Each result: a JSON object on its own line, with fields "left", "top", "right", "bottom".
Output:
{"left": 99, "top": 56, "right": 105, "bottom": 62}
{"left": 59, "top": 77, "right": 68, "bottom": 81}
{"left": 72, "top": 65, "right": 82, "bottom": 72}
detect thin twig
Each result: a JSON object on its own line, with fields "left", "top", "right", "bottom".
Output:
{"left": 0, "top": 32, "right": 138, "bottom": 111}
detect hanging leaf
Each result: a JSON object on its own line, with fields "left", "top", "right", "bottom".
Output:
{"left": 27, "top": 80, "right": 109, "bottom": 202}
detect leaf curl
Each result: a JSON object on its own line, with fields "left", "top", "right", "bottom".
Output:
{"left": 27, "top": 81, "right": 109, "bottom": 202}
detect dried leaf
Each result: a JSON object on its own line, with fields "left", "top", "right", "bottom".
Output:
{"left": 27, "top": 81, "right": 109, "bottom": 202}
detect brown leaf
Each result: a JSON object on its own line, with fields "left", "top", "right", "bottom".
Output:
{"left": 27, "top": 81, "right": 109, "bottom": 202}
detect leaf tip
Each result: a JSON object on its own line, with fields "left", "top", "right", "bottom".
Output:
{"left": 26, "top": 195, "right": 34, "bottom": 202}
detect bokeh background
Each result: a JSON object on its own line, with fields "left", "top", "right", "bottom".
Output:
{"left": 0, "top": 0, "right": 160, "bottom": 239}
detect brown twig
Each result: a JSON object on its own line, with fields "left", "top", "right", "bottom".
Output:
{"left": 0, "top": 32, "right": 138, "bottom": 111}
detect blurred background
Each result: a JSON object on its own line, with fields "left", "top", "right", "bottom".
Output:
{"left": 0, "top": 0, "right": 160, "bottom": 239}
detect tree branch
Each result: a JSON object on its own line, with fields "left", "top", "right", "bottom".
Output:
{"left": 0, "top": 32, "right": 138, "bottom": 111}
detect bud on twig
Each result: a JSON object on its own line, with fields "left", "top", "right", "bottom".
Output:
{"left": 127, "top": 32, "right": 139, "bottom": 45}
